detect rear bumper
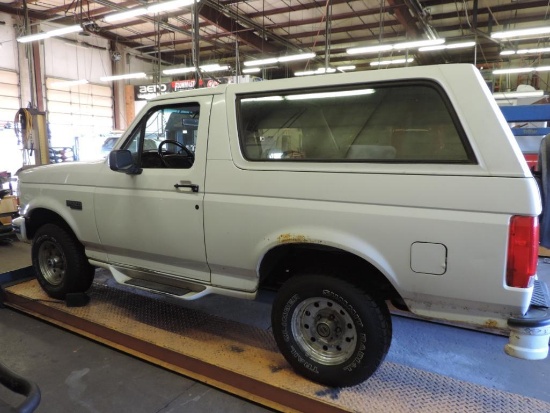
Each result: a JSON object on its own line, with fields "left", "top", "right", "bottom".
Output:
{"left": 505, "top": 281, "right": 550, "bottom": 360}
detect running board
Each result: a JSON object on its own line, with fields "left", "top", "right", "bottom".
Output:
{"left": 124, "top": 278, "right": 210, "bottom": 300}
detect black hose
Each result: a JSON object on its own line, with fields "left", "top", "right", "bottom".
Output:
{"left": 0, "top": 362, "right": 41, "bottom": 413}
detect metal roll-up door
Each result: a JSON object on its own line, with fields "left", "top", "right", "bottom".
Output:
{"left": 46, "top": 78, "right": 113, "bottom": 159}
{"left": 0, "top": 70, "right": 20, "bottom": 130}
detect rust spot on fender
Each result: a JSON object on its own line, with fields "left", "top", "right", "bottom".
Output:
{"left": 278, "top": 233, "right": 309, "bottom": 244}
{"left": 485, "top": 319, "right": 499, "bottom": 328}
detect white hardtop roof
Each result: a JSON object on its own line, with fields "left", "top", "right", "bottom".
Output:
{"left": 149, "top": 64, "right": 476, "bottom": 103}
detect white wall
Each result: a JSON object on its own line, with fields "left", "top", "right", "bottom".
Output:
{"left": 44, "top": 35, "right": 111, "bottom": 82}
{"left": 0, "top": 13, "right": 18, "bottom": 71}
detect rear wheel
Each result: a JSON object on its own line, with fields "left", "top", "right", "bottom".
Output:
{"left": 32, "top": 223, "right": 95, "bottom": 300}
{"left": 271, "top": 274, "right": 392, "bottom": 387}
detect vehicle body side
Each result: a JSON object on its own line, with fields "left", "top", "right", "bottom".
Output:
{"left": 16, "top": 64, "right": 541, "bottom": 332}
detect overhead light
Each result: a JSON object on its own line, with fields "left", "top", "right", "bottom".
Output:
{"left": 337, "top": 65, "right": 356, "bottom": 71}
{"left": 100, "top": 72, "right": 147, "bottom": 81}
{"left": 104, "top": 8, "right": 147, "bottom": 23}
{"left": 393, "top": 39, "right": 445, "bottom": 49}
{"left": 163, "top": 67, "right": 196, "bottom": 75}
{"left": 501, "top": 47, "right": 550, "bottom": 56}
{"left": 419, "top": 41, "right": 475, "bottom": 52}
{"left": 493, "top": 90, "right": 544, "bottom": 99}
{"left": 493, "top": 67, "right": 534, "bottom": 75}
{"left": 370, "top": 58, "right": 414, "bottom": 66}
{"left": 162, "top": 64, "right": 229, "bottom": 75}
{"left": 294, "top": 68, "right": 336, "bottom": 76}
{"left": 17, "top": 24, "right": 83, "bottom": 43}
{"left": 243, "top": 58, "right": 278, "bottom": 67}
{"left": 347, "top": 44, "right": 393, "bottom": 55}
{"left": 148, "top": 0, "right": 196, "bottom": 13}
{"left": 243, "top": 53, "right": 315, "bottom": 67}
{"left": 200, "top": 64, "right": 230, "bottom": 72}
{"left": 105, "top": 0, "right": 200, "bottom": 23}
{"left": 242, "top": 67, "right": 261, "bottom": 74}
{"left": 491, "top": 26, "right": 550, "bottom": 39}
{"left": 278, "top": 52, "right": 316, "bottom": 62}
{"left": 493, "top": 66, "right": 550, "bottom": 75}
{"left": 346, "top": 39, "right": 444, "bottom": 55}
{"left": 50, "top": 79, "right": 89, "bottom": 88}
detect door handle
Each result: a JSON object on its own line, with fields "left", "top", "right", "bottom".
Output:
{"left": 174, "top": 183, "right": 199, "bottom": 192}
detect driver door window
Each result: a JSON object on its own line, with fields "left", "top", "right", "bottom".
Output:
{"left": 125, "top": 103, "right": 200, "bottom": 169}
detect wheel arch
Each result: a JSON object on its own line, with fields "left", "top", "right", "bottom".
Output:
{"left": 26, "top": 208, "right": 78, "bottom": 241}
{"left": 258, "top": 242, "right": 405, "bottom": 306}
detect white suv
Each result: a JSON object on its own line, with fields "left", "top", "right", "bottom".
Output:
{"left": 14, "top": 64, "right": 550, "bottom": 387}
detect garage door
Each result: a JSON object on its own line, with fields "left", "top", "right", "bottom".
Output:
{"left": 0, "top": 70, "right": 20, "bottom": 129}
{"left": 46, "top": 78, "right": 113, "bottom": 147}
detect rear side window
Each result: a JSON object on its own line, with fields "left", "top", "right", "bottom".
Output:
{"left": 237, "top": 82, "right": 475, "bottom": 163}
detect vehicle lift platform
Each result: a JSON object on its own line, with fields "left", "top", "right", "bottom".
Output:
{"left": 2, "top": 267, "right": 550, "bottom": 413}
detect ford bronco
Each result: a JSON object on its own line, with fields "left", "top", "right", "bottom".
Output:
{"left": 14, "top": 64, "right": 550, "bottom": 387}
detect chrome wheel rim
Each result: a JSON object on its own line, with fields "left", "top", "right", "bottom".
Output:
{"left": 38, "top": 240, "right": 66, "bottom": 286}
{"left": 291, "top": 297, "right": 357, "bottom": 365}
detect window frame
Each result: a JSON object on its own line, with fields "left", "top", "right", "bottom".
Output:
{"left": 236, "top": 80, "right": 477, "bottom": 165}
{"left": 122, "top": 102, "right": 201, "bottom": 168}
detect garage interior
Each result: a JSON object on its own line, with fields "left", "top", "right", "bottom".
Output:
{"left": 1, "top": 1, "right": 550, "bottom": 412}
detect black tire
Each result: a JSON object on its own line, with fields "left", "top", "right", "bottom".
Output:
{"left": 31, "top": 223, "right": 95, "bottom": 300}
{"left": 271, "top": 274, "right": 392, "bottom": 387}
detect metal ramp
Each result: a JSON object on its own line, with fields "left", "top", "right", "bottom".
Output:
{"left": 2, "top": 274, "right": 550, "bottom": 413}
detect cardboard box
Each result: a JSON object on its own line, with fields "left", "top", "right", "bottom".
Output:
{"left": 0, "top": 195, "right": 18, "bottom": 225}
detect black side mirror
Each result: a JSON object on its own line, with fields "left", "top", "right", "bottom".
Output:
{"left": 109, "top": 150, "right": 142, "bottom": 175}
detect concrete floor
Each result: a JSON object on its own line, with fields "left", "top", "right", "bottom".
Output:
{"left": 1, "top": 239, "right": 549, "bottom": 412}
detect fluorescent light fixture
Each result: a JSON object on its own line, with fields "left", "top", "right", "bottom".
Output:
{"left": 346, "top": 39, "right": 444, "bottom": 55}
{"left": 517, "top": 47, "right": 550, "bottom": 55}
{"left": 50, "top": 79, "right": 89, "bottom": 88}
{"left": 494, "top": 66, "right": 550, "bottom": 75}
{"left": 419, "top": 41, "right": 475, "bottom": 52}
{"left": 17, "top": 24, "right": 83, "bottom": 43}
{"left": 243, "top": 58, "right": 278, "bottom": 67}
{"left": 104, "top": 8, "right": 147, "bottom": 23}
{"left": 502, "top": 47, "right": 550, "bottom": 56}
{"left": 493, "top": 67, "right": 536, "bottom": 75}
{"left": 370, "top": 58, "right": 414, "bottom": 66}
{"left": 162, "top": 64, "right": 229, "bottom": 75}
{"left": 393, "top": 39, "right": 445, "bottom": 49}
{"left": 242, "top": 67, "right": 261, "bottom": 74}
{"left": 346, "top": 44, "right": 393, "bottom": 55}
{"left": 100, "top": 72, "right": 147, "bottom": 81}
{"left": 337, "top": 65, "right": 356, "bottom": 71}
{"left": 243, "top": 53, "right": 315, "bottom": 67}
{"left": 491, "top": 26, "right": 550, "bottom": 39}
{"left": 287, "top": 89, "right": 375, "bottom": 100}
{"left": 200, "top": 64, "right": 230, "bottom": 72}
{"left": 148, "top": 0, "right": 196, "bottom": 14}
{"left": 493, "top": 90, "right": 544, "bottom": 99}
{"left": 294, "top": 68, "right": 336, "bottom": 76}
{"left": 277, "top": 52, "right": 316, "bottom": 62}
{"left": 163, "top": 67, "right": 196, "bottom": 75}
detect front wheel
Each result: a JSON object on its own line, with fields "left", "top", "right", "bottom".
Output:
{"left": 271, "top": 274, "right": 392, "bottom": 387}
{"left": 32, "top": 223, "right": 95, "bottom": 300}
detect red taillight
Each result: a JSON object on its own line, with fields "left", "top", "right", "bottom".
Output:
{"left": 506, "top": 216, "right": 539, "bottom": 288}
